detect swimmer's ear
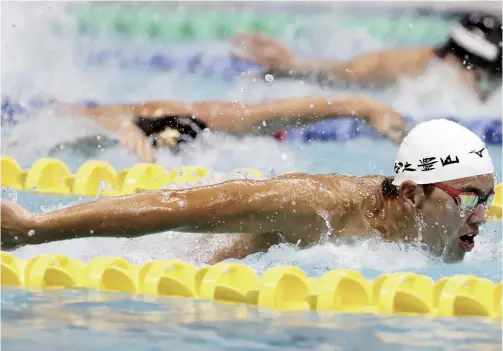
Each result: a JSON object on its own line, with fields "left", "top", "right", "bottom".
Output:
{"left": 398, "top": 181, "right": 424, "bottom": 212}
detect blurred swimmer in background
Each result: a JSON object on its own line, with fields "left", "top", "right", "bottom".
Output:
{"left": 232, "top": 13, "right": 502, "bottom": 102}
{"left": 5, "top": 95, "right": 406, "bottom": 163}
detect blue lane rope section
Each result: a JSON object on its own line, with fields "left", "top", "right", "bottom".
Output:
{"left": 85, "top": 51, "right": 261, "bottom": 80}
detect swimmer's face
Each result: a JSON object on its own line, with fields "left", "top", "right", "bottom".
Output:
{"left": 414, "top": 174, "right": 495, "bottom": 263}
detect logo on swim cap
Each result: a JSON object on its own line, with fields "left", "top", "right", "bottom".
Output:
{"left": 392, "top": 119, "right": 494, "bottom": 186}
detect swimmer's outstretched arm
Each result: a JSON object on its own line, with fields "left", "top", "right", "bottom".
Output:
{"left": 204, "top": 95, "right": 408, "bottom": 143}
{"left": 231, "top": 32, "right": 433, "bottom": 86}
{"left": 0, "top": 174, "right": 340, "bottom": 250}
{"left": 279, "top": 48, "right": 433, "bottom": 86}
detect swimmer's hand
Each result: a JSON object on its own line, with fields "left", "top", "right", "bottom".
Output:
{"left": 0, "top": 201, "right": 35, "bottom": 250}
{"left": 118, "top": 121, "right": 156, "bottom": 163}
{"left": 231, "top": 32, "right": 296, "bottom": 73}
{"left": 366, "top": 103, "right": 408, "bottom": 143}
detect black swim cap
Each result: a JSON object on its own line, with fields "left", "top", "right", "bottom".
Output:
{"left": 438, "top": 13, "right": 502, "bottom": 76}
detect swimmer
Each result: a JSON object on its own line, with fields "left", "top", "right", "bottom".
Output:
{"left": 232, "top": 13, "right": 502, "bottom": 101}
{"left": 1, "top": 119, "right": 495, "bottom": 264}
{"left": 33, "top": 95, "right": 406, "bottom": 163}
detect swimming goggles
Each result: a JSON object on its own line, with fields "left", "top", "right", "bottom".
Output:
{"left": 433, "top": 183, "right": 495, "bottom": 211}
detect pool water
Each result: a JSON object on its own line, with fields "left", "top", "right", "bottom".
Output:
{"left": 2, "top": 288, "right": 502, "bottom": 351}
{"left": 1, "top": 2, "right": 502, "bottom": 351}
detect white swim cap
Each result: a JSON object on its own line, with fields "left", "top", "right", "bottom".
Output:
{"left": 392, "top": 119, "right": 494, "bottom": 186}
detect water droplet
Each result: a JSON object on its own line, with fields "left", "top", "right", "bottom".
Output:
{"left": 28, "top": 229, "right": 35, "bottom": 237}
{"left": 316, "top": 210, "right": 333, "bottom": 239}
{"left": 264, "top": 74, "right": 274, "bottom": 84}
{"left": 14, "top": 236, "right": 18, "bottom": 241}
{"left": 366, "top": 212, "right": 374, "bottom": 218}
{"left": 326, "top": 98, "right": 333, "bottom": 105}
{"left": 90, "top": 229, "right": 94, "bottom": 234}
{"left": 262, "top": 121, "right": 267, "bottom": 127}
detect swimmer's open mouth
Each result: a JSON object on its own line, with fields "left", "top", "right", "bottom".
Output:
{"left": 458, "top": 233, "right": 478, "bottom": 252}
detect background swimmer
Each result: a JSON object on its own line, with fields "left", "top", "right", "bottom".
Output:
{"left": 20, "top": 95, "right": 406, "bottom": 163}
{"left": 1, "top": 119, "right": 495, "bottom": 265}
{"left": 233, "top": 13, "right": 502, "bottom": 101}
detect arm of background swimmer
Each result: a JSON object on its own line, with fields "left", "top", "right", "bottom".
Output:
{"left": 278, "top": 47, "right": 434, "bottom": 86}
{"left": 206, "top": 95, "right": 389, "bottom": 131}
{"left": 27, "top": 175, "right": 329, "bottom": 245}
